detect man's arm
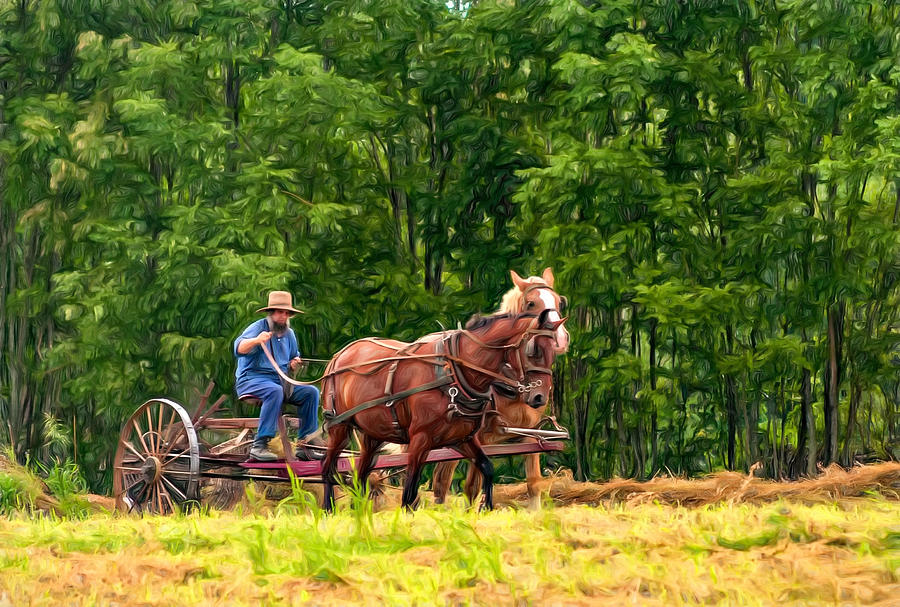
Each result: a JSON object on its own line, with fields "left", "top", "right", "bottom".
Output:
{"left": 236, "top": 331, "right": 272, "bottom": 355}
{"left": 288, "top": 330, "right": 302, "bottom": 372}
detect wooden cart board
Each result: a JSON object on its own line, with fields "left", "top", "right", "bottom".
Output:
{"left": 238, "top": 440, "right": 566, "bottom": 478}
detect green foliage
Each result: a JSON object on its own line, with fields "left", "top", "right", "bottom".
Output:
{"left": 0, "top": 473, "right": 37, "bottom": 516}
{"left": 0, "top": 453, "right": 93, "bottom": 519}
{"left": 40, "top": 460, "right": 87, "bottom": 498}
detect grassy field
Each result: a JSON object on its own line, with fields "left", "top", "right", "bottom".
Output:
{"left": 1, "top": 489, "right": 898, "bottom": 606}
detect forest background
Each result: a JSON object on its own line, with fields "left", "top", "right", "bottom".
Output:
{"left": 2, "top": 0, "right": 899, "bottom": 494}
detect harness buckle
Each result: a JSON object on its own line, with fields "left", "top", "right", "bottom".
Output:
{"left": 446, "top": 387, "right": 460, "bottom": 420}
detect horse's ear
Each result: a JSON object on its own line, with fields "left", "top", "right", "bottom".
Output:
{"left": 510, "top": 270, "right": 528, "bottom": 290}
{"left": 464, "top": 314, "right": 483, "bottom": 330}
{"left": 525, "top": 336, "right": 538, "bottom": 358}
{"left": 541, "top": 267, "right": 555, "bottom": 287}
{"left": 548, "top": 317, "right": 568, "bottom": 331}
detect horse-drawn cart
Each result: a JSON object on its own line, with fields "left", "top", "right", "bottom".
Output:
{"left": 115, "top": 270, "right": 571, "bottom": 514}
{"left": 112, "top": 383, "right": 568, "bottom": 515}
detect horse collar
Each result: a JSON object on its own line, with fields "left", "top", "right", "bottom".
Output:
{"left": 446, "top": 331, "right": 492, "bottom": 404}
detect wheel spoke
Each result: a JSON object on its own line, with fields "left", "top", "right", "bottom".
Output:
{"left": 132, "top": 418, "right": 152, "bottom": 455}
{"left": 156, "top": 469, "right": 195, "bottom": 477}
{"left": 163, "top": 491, "right": 176, "bottom": 514}
{"left": 145, "top": 484, "right": 154, "bottom": 514}
{"left": 123, "top": 440, "right": 147, "bottom": 461}
{"left": 121, "top": 477, "right": 146, "bottom": 512}
{"left": 162, "top": 446, "right": 192, "bottom": 467}
{"left": 156, "top": 402, "right": 165, "bottom": 450}
{"left": 160, "top": 475, "right": 188, "bottom": 501}
{"left": 160, "top": 429, "right": 186, "bottom": 459}
{"left": 161, "top": 407, "right": 178, "bottom": 450}
{"left": 121, "top": 475, "right": 143, "bottom": 493}
{"left": 147, "top": 406, "right": 157, "bottom": 452}
{"left": 160, "top": 486, "right": 171, "bottom": 514}
{"left": 158, "top": 481, "right": 177, "bottom": 512}
{"left": 153, "top": 484, "right": 163, "bottom": 514}
{"left": 115, "top": 465, "right": 144, "bottom": 473}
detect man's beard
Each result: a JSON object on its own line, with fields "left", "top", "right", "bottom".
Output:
{"left": 272, "top": 320, "right": 288, "bottom": 333}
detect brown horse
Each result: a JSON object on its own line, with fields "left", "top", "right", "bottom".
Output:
{"left": 320, "top": 311, "right": 562, "bottom": 511}
{"left": 433, "top": 268, "right": 569, "bottom": 506}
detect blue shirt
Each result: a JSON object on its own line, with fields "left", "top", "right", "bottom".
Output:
{"left": 234, "top": 318, "right": 301, "bottom": 387}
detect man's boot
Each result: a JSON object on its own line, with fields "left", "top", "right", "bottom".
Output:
{"left": 249, "top": 436, "right": 278, "bottom": 461}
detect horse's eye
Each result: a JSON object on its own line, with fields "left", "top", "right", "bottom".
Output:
{"left": 559, "top": 296, "right": 568, "bottom": 313}
{"left": 526, "top": 300, "right": 536, "bottom": 309}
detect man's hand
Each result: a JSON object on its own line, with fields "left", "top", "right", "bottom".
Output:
{"left": 289, "top": 357, "right": 303, "bottom": 372}
{"left": 256, "top": 331, "right": 272, "bottom": 345}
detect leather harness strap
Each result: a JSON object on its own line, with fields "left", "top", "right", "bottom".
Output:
{"left": 324, "top": 376, "right": 454, "bottom": 428}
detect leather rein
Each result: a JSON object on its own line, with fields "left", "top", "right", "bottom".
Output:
{"left": 262, "top": 325, "right": 554, "bottom": 390}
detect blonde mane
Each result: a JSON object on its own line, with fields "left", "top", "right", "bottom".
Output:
{"left": 498, "top": 276, "right": 551, "bottom": 314}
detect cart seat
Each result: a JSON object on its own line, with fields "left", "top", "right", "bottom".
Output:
{"left": 237, "top": 394, "right": 299, "bottom": 432}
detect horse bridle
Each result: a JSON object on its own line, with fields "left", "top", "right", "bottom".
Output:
{"left": 520, "top": 283, "right": 568, "bottom": 315}
{"left": 452, "top": 323, "right": 557, "bottom": 398}
{"left": 508, "top": 326, "right": 558, "bottom": 393}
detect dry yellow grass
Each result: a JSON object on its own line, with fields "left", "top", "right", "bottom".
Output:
{"left": 2, "top": 461, "right": 898, "bottom": 605}
{"left": 1, "top": 492, "right": 897, "bottom": 606}
{"left": 493, "top": 462, "right": 900, "bottom": 508}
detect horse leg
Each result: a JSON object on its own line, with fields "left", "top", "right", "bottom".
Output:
{"left": 401, "top": 435, "right": 431, "bottom": 510}
{"left": 462, "top": 463, "right": 482, "bottom": 505}
{"left": 431, "top": 460, "right": 458, "bottom": 505}
{"left": 523, "top": 452, "right": 542, "bottom": 509}
{"left": 322, "top": 423, "right": 350, "bottom": 513}
{"left": 356, "top": 434, "right": 384, "bottom": 498}
{"left": 455, "top": 440, "right": 494, "bottom": 511}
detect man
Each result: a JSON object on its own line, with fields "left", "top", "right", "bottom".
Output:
{"left": 234, "top": 291, "right": 323, "bottom": 461}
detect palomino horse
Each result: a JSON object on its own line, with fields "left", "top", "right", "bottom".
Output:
{"left": 320, "top": 311, "right": 564, "bottom": 511}
{"left": 501, "top": 268, "right": 569, "bottom": 354}
{"left": 433, "top": 268, "right": 569, "bottom": 506}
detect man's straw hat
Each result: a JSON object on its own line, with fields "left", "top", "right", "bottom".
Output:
{"left": 257, "top": 291, "right": 303, "bottom": 314}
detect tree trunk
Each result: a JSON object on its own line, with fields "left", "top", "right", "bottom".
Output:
{"left": 724, "top": 325, "right": 739, "bottom": 470}
{"left": 572, "top": 357, "right": 590, "bottom": 481}
{"left": 767, "top": 387, "right": 779, "bottom": 478}
{"left": 649, "top": 317, "right": 658, "bottom": 475}
{"left": 823, "top": 302, "right": 844, "bottom": 464}
{"left": 630, "top": 303, "right": 645, "bottom": 478}
{"left": 791, "top": 366, "right": 817, "bottom": 478}
{"left": 841, "top": 381, "right": 861, "bottom": 466}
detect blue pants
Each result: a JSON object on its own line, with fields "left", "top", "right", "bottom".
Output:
{"left": 237, "top": 379, "right": 320, "bottom": 441}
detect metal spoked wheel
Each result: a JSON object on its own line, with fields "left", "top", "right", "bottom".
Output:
{"left": 113, "top": 398, "right": 200, "bottom": 514}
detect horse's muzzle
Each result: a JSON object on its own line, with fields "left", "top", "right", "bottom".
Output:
{"left": 527, "top": 393, "right": 545, "bottom": 408}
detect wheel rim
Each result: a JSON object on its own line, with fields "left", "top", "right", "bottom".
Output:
{"left": 113, "top": 398, "right": 200, "bottom": 514}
